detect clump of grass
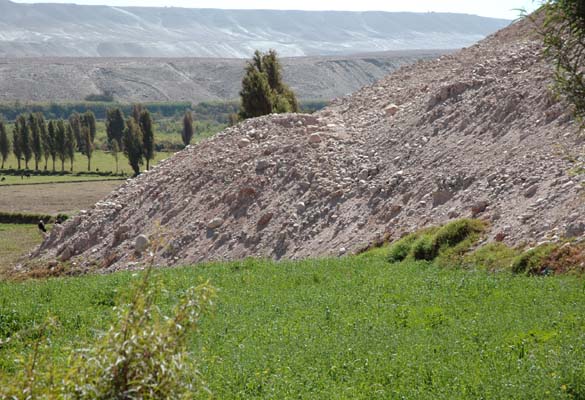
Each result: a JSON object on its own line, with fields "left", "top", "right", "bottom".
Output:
{"left": 462, "top": 242, "right": 521, "bottom": 272}
{"left": 387, "top": 232, "right": 420, "bottom": 263}
{"left": 387, "top": 219, "right": 487, "bottom": 264}
{"left": 511, "top": 244, "right": 557, "bottom": 274}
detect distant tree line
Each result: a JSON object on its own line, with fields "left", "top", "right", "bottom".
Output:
{"left": 0, "top": 102, "right": 192, "bottom": 122}
{"left": 0, "top": 105, "right": 156, "bottom": 176}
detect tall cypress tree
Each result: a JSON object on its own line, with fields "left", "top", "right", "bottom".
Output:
{"left": 69, "top": 113, "right": 83, "bottom": 152}
{"left": 12, "top": 124, "right": 22, "bottom": 170}
{"left": 123, "top": 118, "right": 143, "bottom": 176}
{"left": 37, "top": 113, "right": 50, "bottom": 170}
{"left": 139, "top": 109, "right": 155, "bottom": 170}
{"left": 56, "top": 120, "right": 67, "bottom": 172}
{"left": 182, "top": 111, "right": 194, "bottom": 147}
{"left": 106, "top": 108, "right": 125, "bottom": 150}
{"left": 83, "top": 111, "right": 97, "bottom": 144}
{"left": 29, "top": 113, "right": 43, "bottom": 171}
{"left": 0, "top": 121, "right": 9, "bottom": 169}
{"left": 48, "top": 120, "right": 58, "bottom": 172}
{"left": 16, "top": 115, "right": 32, "bottom": 170}
{"left": 83, "top": 125, "right": 93, "bottom": 171}
{"left": 65, "top": 123, "right": 76, "bottom": 172}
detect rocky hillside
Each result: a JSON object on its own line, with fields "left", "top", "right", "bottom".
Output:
{"left": 0, "top": 50, "right": 445, "bottom": 103}
{"left": 24, "top": 17, "right": 585, "bottom": 274}
{"left": 0, "top": 0, "right": 508, "bottom": 58}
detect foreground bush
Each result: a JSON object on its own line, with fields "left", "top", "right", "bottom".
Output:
{"left": 0, "top": 268, "right": 215, "bottom": 399}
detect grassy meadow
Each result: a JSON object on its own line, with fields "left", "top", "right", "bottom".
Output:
{"left": 1, "top": 250, "right": 584, "bottom": 399}
{"left": 0, "top": 224, "right": 43, "bottom": 269}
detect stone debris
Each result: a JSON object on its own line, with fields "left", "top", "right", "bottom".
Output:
{"left": 24, "top": 18, "right": 585, "bottom": 273}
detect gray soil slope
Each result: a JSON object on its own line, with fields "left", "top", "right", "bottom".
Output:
{"left": 24, "top": 17, "right": 585, "bottom": 274}
{"left": 0, "top": 1, "right": 509, "bottom": 58}
{"left": 0, "top": 50, "right": 446, "bottom": 103}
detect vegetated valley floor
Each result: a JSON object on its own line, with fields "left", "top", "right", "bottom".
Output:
{"left": 1, "top": 251, "right": 584, "bottom": 398}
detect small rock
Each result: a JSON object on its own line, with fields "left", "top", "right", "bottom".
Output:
{"left": 432, "top": 190, "right": 453, "bottom": 207}
{"left": 237, "top": 138, "right": 251, "bottom": 148}
{"left": 524, "top": 185, "right": 538, "bottom": 198}
{"left": 135, "top": 235, "right": 150, "bottom": 253}
{"left": 385, "top": 104, "right": 400, "bottom": 117}
{"left": 309, "top": 133, "right": 322, "bottom": 144}
{"left": 471, "top": 201, "right": 489, "bottom": 217}
{"left": 207, "top": 217, "right": 224, "bottom": 230}
{"left": 565, "top": 222, "right": 585, "bottom": 238}
{"left": 296, "top": 202, "right": 306, "bottom": 213}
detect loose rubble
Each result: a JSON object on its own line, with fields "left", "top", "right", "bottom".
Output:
{"left": 24, "top": 18, "right": 585, "bottom": 273}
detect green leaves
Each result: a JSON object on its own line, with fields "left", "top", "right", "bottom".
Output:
{"left": 239, "top": 50, "right": 299, "bottom": 119}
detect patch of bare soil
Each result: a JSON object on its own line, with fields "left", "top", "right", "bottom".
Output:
{"left": 23, "top": 17, "right": 585, "bottom": 274}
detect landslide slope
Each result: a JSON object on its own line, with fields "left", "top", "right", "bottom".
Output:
{"left": 25, "top": 18, "right": 585, "bottom": 273}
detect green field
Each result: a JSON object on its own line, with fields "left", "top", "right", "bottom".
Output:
{"left": 0, "top": 150, "right": 174, "bottom": 184}
{"left": 0, "top": 224, "right": 43, "bottom": 269}
{"left": 1, "top": 250, "right": 584, "bottom": 399}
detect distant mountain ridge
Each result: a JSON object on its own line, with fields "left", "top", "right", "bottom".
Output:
{"left": 0, "top": 1, "right": 510, "bottom": 57}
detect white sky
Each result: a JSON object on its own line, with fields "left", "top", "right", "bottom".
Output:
{"left": 12, "top": 0, "right": 540, "bottom": 19}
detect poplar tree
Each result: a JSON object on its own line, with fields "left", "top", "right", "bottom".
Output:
{"left": 83, "top": 125, "right": 93, "bottom": 171}
{"left": 0, "top": 121, "right": 9, "bottom": 169}
{"left": 16, "top": 115, "right": 32, "bottom": 170}
{"left": 56, "top": 120, "right": 67, "bottom": 172}
{"left": 106, "top": 108, "right": 125, "bottom": 149}
{"left": 12, "top": 124, "right": 22, "bottom": 170}
{"left": 111, "top": 139, "right": 120, "bottom": 174}
{"left": 83, "top": 111, "right": 97, "bottom": 143}
{"left": 29, "top": 113, "right": 43, "bottom": 171}
{"left": 123, "top": 118, "right": 143, "bottom": 176}
{"left": 139, "top": 109, "right": 155, "bottom": 170}
{"left": 182, "top": 111, "right": 194, "bottom": 147}
{"left": 48, "top": 120, "right": 58, "bottom": 171}
{"left": 69, "top": 113, "right": 83, "bottom": 151}
{"left": 65, "top": 123, "right": 76, "bottom": 172}
{"left": 38, "top": 113, "right": 50, "bottom": 170}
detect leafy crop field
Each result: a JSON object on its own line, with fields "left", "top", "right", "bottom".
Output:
{"left": 1, "top": 251, "right": 584, "bottom": 399}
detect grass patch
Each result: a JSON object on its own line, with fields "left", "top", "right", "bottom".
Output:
{"left": 1, "top": 254, "right": 585, "bottom": 398}
{"left": 0, "top": 224, "right": 44, "bottom": 272}
{"left": 0, "top": 150, "right": 173, "bottom": 183}
{"left": 463, "top": 242, "right": 521, "bottom": 272}
{"left": 387, "top": 219, "right": 486, "bottom": 264}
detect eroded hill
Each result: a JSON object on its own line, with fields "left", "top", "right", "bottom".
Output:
{"left": 23, "top": 17, "right": 585, "bottom": 274}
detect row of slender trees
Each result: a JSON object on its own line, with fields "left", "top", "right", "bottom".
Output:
{"left": 0, "top": 112, "right": 84, "bottom": 172}
{"left": 0, "top": 105, "right": 156, "bottom": 176}
{"left": 106, "top": 105, "right": 155, "bottom": 175}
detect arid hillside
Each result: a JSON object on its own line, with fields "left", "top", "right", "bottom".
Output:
{"left": 23, "top": 17, "right": 585, "bottom": 274}
{"left": 0, "top": 50, "right": 445, "bottom": 103}
{"left": 0, "top": 1, "right": 508, "bottom": 57}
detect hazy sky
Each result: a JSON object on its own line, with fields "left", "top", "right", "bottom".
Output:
{"left": 12, "top": 0, "right": 540, "bottom": 19}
